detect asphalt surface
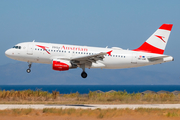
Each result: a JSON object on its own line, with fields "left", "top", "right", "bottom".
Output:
{"left": 1, "top": 104, "right": 180, "bottom": 110}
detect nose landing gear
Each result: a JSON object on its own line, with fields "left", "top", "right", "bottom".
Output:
{"left": 26, "top": 69, "right": 31, "bottom": 73}
{"left": 26, "top": 62, "right": 32, "bottom": 73}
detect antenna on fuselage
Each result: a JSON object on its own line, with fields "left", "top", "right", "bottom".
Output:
{"left": 106, "top": 46, "right": 108, "bottom": 48}
{"left": 33, "top": 40, "right": 35, "bottom": 42}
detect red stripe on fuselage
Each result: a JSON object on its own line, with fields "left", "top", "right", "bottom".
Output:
{"left": 36, "top": 45, "right": 50, "bottom": 54}
{"left": 159, "top": 24, "right": 173, "bottom": 31}
{"left": 133, "top": 42, "right": 164, "bottom": 54}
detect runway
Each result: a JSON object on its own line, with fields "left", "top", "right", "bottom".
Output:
{"left": 1, "top": 104, "right": 180, "bottom": 110}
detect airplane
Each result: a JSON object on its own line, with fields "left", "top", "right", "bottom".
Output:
{"left": 5, "top": 24, "right": 173, "bottom": 78}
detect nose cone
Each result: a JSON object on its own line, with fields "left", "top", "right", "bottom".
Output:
{"left": 5, "top": 49, "right": 11, "bottom": 57}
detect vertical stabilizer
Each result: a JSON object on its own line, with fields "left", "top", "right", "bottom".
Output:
{"left": 133, "top": 24, "right": 173, "bottom": 54}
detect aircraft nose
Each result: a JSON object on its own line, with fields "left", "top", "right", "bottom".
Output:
{"left": 5, "top": 49, "right": 11, "bottom": 57}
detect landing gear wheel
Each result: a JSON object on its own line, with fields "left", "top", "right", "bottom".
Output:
{"left": 26, "top": 69, "right": 31, "bottom": 73}
{"left": 27, "top": 62, "right": 32, "bottom": 73}
{"left": 81, "top": 72, "right": 87, "bottom": 78}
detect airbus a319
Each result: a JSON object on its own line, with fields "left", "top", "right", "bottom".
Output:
{"left": 5, "top": 24, "right": 173, "bottom": 78}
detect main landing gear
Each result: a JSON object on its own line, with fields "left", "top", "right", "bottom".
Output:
{"left": 81, "top": 71, "right": 87, "bottom": 78}
{"left": 26, "top": 62, "right": 32, "bottom": 73}
{"left": 80, "top": 64, "right": 88, "bottom": 78}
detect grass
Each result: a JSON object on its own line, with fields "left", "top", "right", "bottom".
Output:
{"left": 0, "top": 89, "right": 59, "bottom": 101}
{"left": 0, "top": 90, "right": 180, "bottom": 104}
{"left": 86, "top": 91, "right": 180, "bottom": 104}
{"left": 0, "top": 108, "right": 180, "bottom": 118}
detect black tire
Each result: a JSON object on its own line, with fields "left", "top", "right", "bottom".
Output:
{"left": 26, "top": 69, "right": 31, "bottom": 73}
{"left": 81, "top": 72, "right": 87, "bottom": 78}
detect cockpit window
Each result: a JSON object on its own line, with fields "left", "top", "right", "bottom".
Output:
{"left": 13, "top": 46, "right": 21, "bottom": 49}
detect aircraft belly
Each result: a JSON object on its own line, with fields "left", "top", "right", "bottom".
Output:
{"left": 91, "top": 62, "right": 105, "bottom": 68}
{"left": 102, "top": 58, "right": 132, "bottom": 69}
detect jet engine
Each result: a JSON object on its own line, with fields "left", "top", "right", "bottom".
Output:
{"left": 52, "top": 60, "right": 71, "bottom": 71}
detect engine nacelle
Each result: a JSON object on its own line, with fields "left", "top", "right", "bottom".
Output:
{"left": 52, "top": 60, "right": 71, "bottom": 71}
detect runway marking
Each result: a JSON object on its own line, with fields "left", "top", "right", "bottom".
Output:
{"left": 1, "top": 104, "right": 180, "bottom": 110}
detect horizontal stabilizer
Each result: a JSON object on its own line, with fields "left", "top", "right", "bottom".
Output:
{"left": 148, "top": 56, "right": 170, "bottom": 61}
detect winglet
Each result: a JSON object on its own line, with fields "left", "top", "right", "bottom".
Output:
{"left": 107, "top": 50, "right": 113, "bottom": 56}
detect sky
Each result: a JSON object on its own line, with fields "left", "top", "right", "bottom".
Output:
{"left": 0, "top": 0, "right": 180, "bottom": 76}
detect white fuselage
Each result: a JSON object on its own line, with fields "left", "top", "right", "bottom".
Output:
{"left": 5, "top": 42, "right": 173, "bottom": 69}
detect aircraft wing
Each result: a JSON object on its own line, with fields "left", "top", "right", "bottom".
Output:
{"left": 70, "top": 50, "right": 112, "bottom": 65}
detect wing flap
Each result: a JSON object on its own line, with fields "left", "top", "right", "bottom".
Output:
{"left": 71, "top": 50, "right": 112, "bottom": 61}
{"left": 71, "top": 50, "right": 112, "bottom": 65}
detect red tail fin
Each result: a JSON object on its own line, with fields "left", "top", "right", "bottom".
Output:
{"left": 133, "top": 24, "right": 173, "bottom": 54}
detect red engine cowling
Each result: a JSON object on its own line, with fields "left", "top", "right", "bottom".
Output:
{"left": 52, "top": 61, "right": 70, "bottom": 71}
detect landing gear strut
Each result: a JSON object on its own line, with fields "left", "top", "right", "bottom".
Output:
{"left": 80, "top": 64, "right": 88, "bottom": 78}
{"left": 26, "top": 62, "right": 32, "bottom": 73}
